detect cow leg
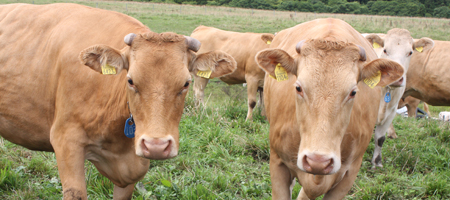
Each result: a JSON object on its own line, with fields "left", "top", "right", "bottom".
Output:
{"left": 113, "top": 184, "right": 134, "bottom": 200}
{"left": 51, "top": 132, "right": 88, "bottom": 200}
{"left": 258, "top": 87, "right": 266, "bottom": 117}
{"left": 371, "top": 118, "right": 393, "bottom": 168}
{"left": 245, "top": 77, "right": 259, "bottom": 121}
{"left": 322, "top": 158, "right": 363, "bottom": 200}
{"left": 270, "top": 150, "right": 293, "bottom": 200}
{"left": 193, "top": 75, "right": 209, "bottom": 107}
{"left": 423, "top": 102, "right": 431, "bottom": 116}
{"left": 387, "top": 123, "right": 397, "bottom": 139}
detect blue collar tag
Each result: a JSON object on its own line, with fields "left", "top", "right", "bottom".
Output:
{"left": 384, "top": 91, "right": 391, "bottom": 103}
{"left": 124, "top": 115, "right": 136, "bottom": 138}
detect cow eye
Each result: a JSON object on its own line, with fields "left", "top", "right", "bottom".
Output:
{"left": 383, "top": 49, "right": 387, "bottom": 54}
{"left": 184, "top": 81, "right": 190, "bottom": 88}
{"left": 408, "top": 51, "right": 413, "bottom": 56}
{"left": 350, "top": 90, "right": 357, "bottom": 97}
{"left": 296, "top": 86, "right": 302, "bottom": 93}
{"left": 128, "top": 78, "right": 134, "bottom": 86}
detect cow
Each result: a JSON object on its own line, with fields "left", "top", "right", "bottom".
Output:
{"left": 0, "top": 3, "right": 236, "bottom": 200}
{"left": 365, "top": 30, "right": 434, "bottom": 168}
{"left": 255, "top": 18, "right": 403, "bottom": 199}
{"left": 403, "top": 39, "right": 450, "bottom": 106}
{"left": 190, "top": 26, "right": 274, "bottom": 120}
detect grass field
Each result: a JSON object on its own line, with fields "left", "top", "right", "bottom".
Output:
{"left": 1, "top": 0, "right": 450, "bottom": 199}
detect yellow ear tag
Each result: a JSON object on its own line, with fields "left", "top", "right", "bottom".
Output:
{"left": 364, "top": 71, "right": 381, "bottom": 89}
{"left": 274, "top": 63, "right": 288, "bottom": 82}
{"left": 415, "top": 46, "right": 423, "bottom": 52}
{"left": 196, "top": 69, "right": 212, "bottom": 79}
{"left": 373, "top": 42, "right": 380, "bottom": 49}
{"left": 101, "top": 64, "right": 116, "bottom": 75}
{"left": 266, "top": 41, "right": 271, "bottom": 45}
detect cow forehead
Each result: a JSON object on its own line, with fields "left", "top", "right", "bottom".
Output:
{"left": 384, "top": 29, "right": 413, "bottom": 47}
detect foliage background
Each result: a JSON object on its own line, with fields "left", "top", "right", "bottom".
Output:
{"left": 128, "top": 0, "right": 450, "bottom": 18}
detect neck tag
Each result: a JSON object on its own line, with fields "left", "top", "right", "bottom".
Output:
{"left": 124, "top": 115, "right": 136, "bottom": 138}
{"left": 384, "top": 88, "right": 391, "bottom": 103}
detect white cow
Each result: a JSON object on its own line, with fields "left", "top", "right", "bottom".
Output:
{"left": 365, "top": 29, "right": 434, "bottom": 168}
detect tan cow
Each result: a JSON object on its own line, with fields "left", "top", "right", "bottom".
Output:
{"left": 404, "top": 40, "right": 450, "bottom": 106}
{"left": 365, "top": 30, "right": 434, "bottom": 168}
{"left": 0, "top": 3, "right": 236, "bottom": 200}
{"left": 256, "top": 18, "right": 403, "bottom": 199}
{"left": 190, "top": 26, "right": 274, "bottom": 120}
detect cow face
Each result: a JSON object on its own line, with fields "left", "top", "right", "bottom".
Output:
{"left": 366, "top": 29, "right": 434, "bottom": 87}
{"left": 80, "top": 32, "right": 237, "bottom": 160}
{"left": 256, "top": 39, "right": 403, "bottom": 175}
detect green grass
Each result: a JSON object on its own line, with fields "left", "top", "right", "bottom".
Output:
{"left": 1, "top": 0, "right": 450, "bottom": 199}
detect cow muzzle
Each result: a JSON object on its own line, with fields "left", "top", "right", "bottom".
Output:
{"left": 298, "top": 152, "right": 341, "bottom": 175}
{"left": 136, "top": 136, "right": 178, "bottom": 160}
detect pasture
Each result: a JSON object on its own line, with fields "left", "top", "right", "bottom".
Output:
{"left": 1, "top": 0, "right": 450, "bottom": 199}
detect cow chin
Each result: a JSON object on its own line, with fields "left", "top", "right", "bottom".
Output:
{"left": 297, "top": 150, "right": 342, "bottom": 175}
{"left": 135, "top": 135, "right": 178, "bottom": 160}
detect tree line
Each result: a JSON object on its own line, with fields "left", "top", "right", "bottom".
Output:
{"left": 131, "top": 0, "right": 450, "bottom": 18}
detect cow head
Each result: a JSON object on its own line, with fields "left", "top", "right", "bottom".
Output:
{"left": 256, "top": 39, "right": 403, "bottom": 175}
{"left": 365, "top": 29, "right": 434, "bottom": 87}
{"left": 80, "top": 32, "right": 237, "bottom": 160}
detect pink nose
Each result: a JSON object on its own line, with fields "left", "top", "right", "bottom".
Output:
{"left": 140, "top": 138, "right": 173, "bottom": 160}
{"left": 302, "top": 154, "right": 334, "bottom": 175}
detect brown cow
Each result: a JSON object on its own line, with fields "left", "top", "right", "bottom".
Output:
{"left": 256, "top": 18, "right": 403, "bottom": 199}
{"left": 190, "top": 26, "right": 274, "bottom": 120}
{"left": 0, "top": 3, "right": 236, "bottom": 200}
{"left": 404, "top": 40, "right": 450, "bottom": 106}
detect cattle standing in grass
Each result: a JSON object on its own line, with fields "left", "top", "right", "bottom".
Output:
{"left": 190, "top": 26, "right": 274, "bottom": 120}
{"left": 365, "top": 29, "right": 434, "bottom": 168}
{"left": 256, "top": 18, "right": 403, "bottom": 199}
{"left": 0, "top": 3, "right": 236, "bottom": 199}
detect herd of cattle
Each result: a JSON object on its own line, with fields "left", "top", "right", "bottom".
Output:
{"left": 0, "top": 3, "right": 448, "bottom": 200}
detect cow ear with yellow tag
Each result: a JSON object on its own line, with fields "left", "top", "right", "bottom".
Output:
{"left": 261, "top": 33, "right": 275, "bottom": 46}
{"left": 413, "top": 37, "right": 434, "bottom": 53}
{"left": 256, "top": 49, "right": 297, "bottom": 81}
{"left": 364, "top": 34, "right": 384, "bottom": 50}
{"left": 360, "top": 58, "right": 404, "bottom": 88}
{"left": 79, "top": 45, "right": 128, "bottom": 75}
{"left": 191, "top": 50, "right": 237, "bottom": 79}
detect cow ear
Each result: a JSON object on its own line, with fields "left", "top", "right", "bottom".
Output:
{"left": 256, "top": 49, "right": 296, "bottom": 77}
{"left": 261, "top": 33, "right": 275, "bottom": 45}
{"left": 79, "top": 45, "right": 128, "bottom": 75}
{"left": 359, "top": 58, "right": 404, "bottom": 88}
{"left": 191, "top": 50, "right": 237, "bottom": 79}
{"left": 365, "top": 34, "right": 384, "bottom": 49}
{"left": 413, "top": 37, "right": 434, "bottom": 52}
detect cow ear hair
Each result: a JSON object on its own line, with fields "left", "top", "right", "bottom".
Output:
{"left": 79, "top": 45, "right": 128, "bottom": 74}
{"left": 365, "top": 34, "right": 384, "bottom": 48}
{"left": 359, "top": 58, "right": 404, "bottom": 87}
{"left": 413, "top": 37, "right": 434, "bottom": 52}
{"left": 191, "top": 50, "right": 237, "bottom": 78}
{"left": 255, "top": 49, "right": 296, "bottom": 77}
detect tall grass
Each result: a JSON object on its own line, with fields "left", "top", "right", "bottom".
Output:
{"left": 0, "top": 0, "right": 450, "bottom": 199}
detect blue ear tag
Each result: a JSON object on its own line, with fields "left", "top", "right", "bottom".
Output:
{"left": 124, "top": 115, "right": 136, "bottom": 138}
{"left": 384, "top": 91, "right": 391, "bottom": 103}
